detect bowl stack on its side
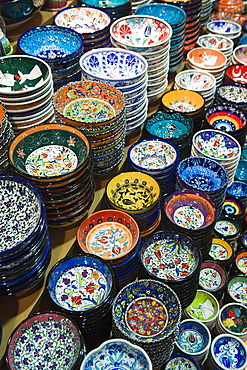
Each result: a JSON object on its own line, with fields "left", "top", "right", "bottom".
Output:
{"left": 0, "top": 174, "right": 51, "bottom": 296}
{"left": 79, "top": 48, "right": 148, "bottom": 135}
{"left": 17, "top": 25, "right": 85, "bottom": 91}
{"left": 8, "top": 123, "right": 95, "bottom": 227}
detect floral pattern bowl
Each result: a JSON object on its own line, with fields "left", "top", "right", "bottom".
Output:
{"left": 161, "top": 89, "right": 205, "bottom": 115}
{"left": 80, "top": 339, "right": 152, "bottom": 370}
{"left": 197, "top": 34, "right": 234, "bottom": 52}
{"left": 174, "top": 69, "right": 216, "bottom": 93}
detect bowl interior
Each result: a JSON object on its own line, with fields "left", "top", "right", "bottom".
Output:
{"left": 161, "top": 89, "right": 204, "bottom": 112}
{"left": 186, "top": 290, "right": 219, "bottom": 321}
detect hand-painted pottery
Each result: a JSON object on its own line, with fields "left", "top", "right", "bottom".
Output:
{"left": 214, "top": 83, "right": 247, "bottom": 109}
{"left": 209, "top": 237, "right": 234, "bottom": 268}
{"left": 226, "top": 181, "right": 247, "bottom": 205}
{"left": 235, "top": 159, "right": 247, "bottom": 182}
{"left": 162, "top": 353, "right": 201, "bottom": 370}
{"left": 206, "top": 20, "right": 242, "bottom": 36}
{"left": 6, "top": 312, "right": 85, "bottom": 370}
{"left": 175, "top": 69, "right": 216, "bottom": 92}
{"left": 187, "top": 47, "right": 227, "bottom": 70}
{"left": 235, "top": 251, "right": 247, "bottom": 275}
{"left": 205, "top": 103, "right": 247, "bottom": 132}
{"left": 80, "top": 339, "right": 152, "bottom": 370}
{"left": 161, "top": 89, "right": 205, "bottom": 114}
{"left": 226, "top": 275, "right": 247, "bottom": 305}
{"left": 214, "top": 216, "right": 241, "bottom": 241}
{"left": 199, "top": 261, "right": 228, "bottom": 300}
{"left": 197, "top": 34, "right": 234, "bottom": 51}
{"left": 217, "top": 303, "right": 247, "bottom": 339}
{"left": 224, "top": 64, "right": 247, "bottom": 85}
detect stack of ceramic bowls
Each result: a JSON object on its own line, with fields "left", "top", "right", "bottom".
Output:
{"left": 235, "top": 159, "right": 247, "bottom": 183}
{"left": 138, "top": 230, "right": 202, "bottom": 309}
{"left": 161, "top": 353, "right": 201, "bottom": 369}
{"left": 17, "top": 25, "right": 84, "bottom": 92}
{"left": 46, "top": 254, "right": 116, "bottom": 352}
{"left": 191, "top": 129, "right": 241, "bottom": 185}
{"left": 221, "top": 195, "right": 246, "bottom": 224}
{"left": 233, "top": 45, "right": 247, "bottom": 66}
{"left": 104, "top": 172, "right": 161, "bottom": 237}
{"left": 224, "top": 275, "right": 247, "bottom": 305}
{"left": 112, "top": 279, "right": 182, "bottom": 368}
{"left": 186, "top": 47, "right": 227, "bottom": 86}
{"left": 214, "top": 216, "right": 241, "bottom": 252}
{"left": 127, "top": 138, "right": 179, "bottom": 202}
{"left": 76, "top": 209, "right": 140, "bottom": 291}
{"left": 6, "top": 312, "right": 85, "bottom": 370}
{"left": 214, "top": 83, "right": 247, "bottom": 113}
{"left": 208, "top": 237, "right": 235, "bottom": 271}
{"left": 163, "top": 189, "right": 217, "bottom": 261}
{"left": 206, "top": 20, "right": 243, "bottom": 46}
{"left": 205, "top": 103, "right": 247, "bottom": 147}
{"left": 0, "top": 174, "right": 50, "bottom": 296}
{"left": 176, "top": 156, "right": 229, "bottom": 217}
{"left": 8, "top": 124, "right": 94, "bottom": 228}
{"left": 174, "top": 69, "right": 217, "bottom": 108}
{"left": 161, "top": 89, "right": 205, "bottom": 133}
{"left": 54, "top": 5, "right": 112, "bottom": 52}
{"left": 200, "top": 0, "right": 212, "bottom": 25}
{"left": 134, "top": 3, "right": 186, "bottom": 74}
{"left": 143, "top": 110, "right": 194, "bottom": 161}
{"left": 53, "top": 81, "right": 126, "bottom": 176}
{"left": 199, "top": 260, "right": 228, "bottom": 301}
{"left": 110, "top": 15, "right": 172, "bottom": 102}
{"left": 205, "top": 334, "right": 247, "bottom": 370}
{"left": 131, "top": 0, "right": 151, "bottom": 13}
{"left": 0, "top": 102, "right": 14, "bottom": 174}
{"left": 224, "top": 64, "right": 247, "bottom": 85}
{"left": 79, "top": 48, "right": 148, "bottom": 135}
{"left": 0, "top": 55, "right": 54, "bottom": 135}
{"left": 226, "top": 180, "right": 247, "bottom": 206}
{"left": 175, "top": 319, "right": 211, "bottom": 365}
{"left": 197, "top": 34, "right": 234, "bottom": 68}
{"left": 80, "top": 0, "right": 131, "bottom": 21}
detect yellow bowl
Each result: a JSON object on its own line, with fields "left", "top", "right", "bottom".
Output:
{"left": 161, "top": 89, "right": 205, "bottom": 115}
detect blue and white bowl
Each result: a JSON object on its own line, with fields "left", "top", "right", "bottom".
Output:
{"left": 206, "top": 20, "right": 242, "bottom": 38}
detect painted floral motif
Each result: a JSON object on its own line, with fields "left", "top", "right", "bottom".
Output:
{"left": 125, "top": 297, "right": 168, "bottom": 337}
{"left": 177, "top": 71, "right": 215, "bottom": 90}
{"left": 229, "top": 281, "right": 247, "bottom": 304}
{"left": 25, "top": 145, "right": 78, "bottom": 177}
{"left": 86, "top": 222, "right": 132, "bottom": 260}
{"left": 142, "top": 239, "right": 196, "bottom": 280}
{"left": 237, "top": 257, "right": 247, "bottom": 274}
{"left": 199, "top": 267, "right": 222, "bottom": 291}
{"left": 178, "top": 329, "right": 204, "bottom": 353}
{"left": 209, "top": 242, "right": 228, "bottom": 260}
{"left": 8, "top": 315, "right": 81, "bottom": 370}
{"left": 165, "top": 356, "right": 198, "bottom": 369}
{"left": 213, "top": 336, "right": 247, "bottom": 368}
{"left": 55, "top": 266, "right": 108, "bottom": 311}
{"left": 168, "top": 101, "right": 196, "bottom": 112}
{"left": 173, "top": 205, "right": 205, "bottom": 229}
{"left": 215, "top": 220, "right": 237, "bottom": 236}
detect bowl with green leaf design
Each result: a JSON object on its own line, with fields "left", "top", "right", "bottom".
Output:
{"left": 8, "top": 123, "right": 91, "bottom": 182}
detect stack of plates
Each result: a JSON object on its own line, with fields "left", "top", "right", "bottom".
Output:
{"left": 191, "top": 129, "right": 241, "bottom": 185}
{"left": 46, "top": 254, "right": 116, "bottom": 352}
{"left": 138, "top": 230, "right": 202, "bottom": 309}
{"left": 163, "top": 189, "right": 217, "bottom": 261}
{"left": 17, "top": 25, "right": 84, "bottom": 91}
{"left": 0, "top": 55, "right": 54, "bottom": 135}
{"left": 77, "top": 209, "right": 141, "bottom": 291}
{"left": 200, "top": 0, "right": 212, "bottom": 25}
{"left": 0, "top": 102, "right": 14, "bottom": 174}
{"left": 197, "top": 34, "right": 234, "bottom": 68}
{"left": 199, "top": 260, "right": 228, "bottom": 301}
{"left": 224, "top": 64, "right": 247, "bottom": 85}
{"left": 112, "top": 279, "right": 182, "bottom": 368}
{"left": 214, "top": 83, "right": 247, "bottom": 112}
{"left": 0, "top": 174, "right": 50, "bottom": 296}
{"left": 79, "top": 48, "right": 148, "bottom": 135}
{"left": 134, "top": 3, "right": 186, "bottom": 73}
{"left": 143, "top": 110, "right": 194, "bottom": 161}
{"left": 176, "top": 156, "right": 229, "bottom": 218}
{"left": 54, "top": 5, "right": 112, "bottom": 52}
{"left": 53, "top": 81, "right": 126, "bottom": 176}
{"left": 186, "top": 47, "right": 227, "bottom": 86}
{"left": 206, "top": 20, "right": 243, "bottom": 46}
{"left": 110, "top": 15, "right": 172, "bottom": 102}
{"left": 105, "top": 171, "right": 161, "bottom": 237}
{"left": 205, "top": 103, "right": 247, "bottom": 147}
{"left": 161, "top": 89, "right": 205, "bottom": 134}
{"left": 127, "top": 138, "right": 179, "bottom": 202}
{"left": 174, "top": 69, "right": 217, "bottom": 108}
{"left": 8, "top": 123, "right": 94, "bottom": 228}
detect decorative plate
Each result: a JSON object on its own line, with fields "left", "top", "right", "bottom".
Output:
{"left": 212, "top": 334, "right": 247, "bottom": 369}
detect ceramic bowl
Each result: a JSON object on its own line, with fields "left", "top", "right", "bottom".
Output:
{"left": 206, "top": 20, "right": 242, "bottom": 37}
{"left": 187, "top": 47, "right": 227, "bottom": 70}
{"left": 233, "top": 45, "right": 247, "bottom": 66}
{"left": 162, "top": 353, "right": 201, "bottom": 369}
{"left": 161, "top": 89, "right": 205, "bottom": 114}
{"left": 105, "top": 171, "right": 160, "bottom": 214}
{"left": 224, "top": 64, "right": 247, "bottom": 85}
{"left": 6, "top": 311, "right": 85, "bottom": 370}
{"left": 79, "top": 47, "right": 148, "bottom": 87}
{"left": 199, "top": 260, "right": 228, "bottom": 294}
{"left": 17, "top": 25, "right": 84, "bottom": 66}
{"left": 8, "top": 123, "right": 90, "bottom": 181}
{"left": 77, "top": 209, "right": 139, "bottom": 259}
{"left": 226, "top": 181, "right": 247, "bottom": 204}
{"left": 80, "top": 339, "right": 152, "bottom": 370}
{"left": 215, "top": 83, "right": 247, "bottom": 108}
{"left": 205, "top": 103, "right": 247, "bottom": 132}
{"left": 235, "top": 159, "right": 247, "bottom": 182}
{"left": 226, "top": 275, "right": 247, "bottom": 305}
{"left": 217, "top": 303, "right": 247, "bottom": 340}
{"left": 110, "top": 15, "right": 172, "bottom": 53}
{"left": 174, "top": 69, "right": 216, "bottom": 92}
{"left": 54, "top": 4, "right": 112, "bottom": 36}
{"left": 209, "top": 237, "right": 234, "bottom": 267}
{"left": 197, "top": 34, "right": 234, "bottom": 52}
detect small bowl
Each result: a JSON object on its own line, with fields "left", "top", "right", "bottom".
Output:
{"left": 187, "top": 47, "right": 227, "bottom": 70}
{"left": 197, "top": 34, "right": 234, "bottom": 51}
{"left": 215, "top": 83, "right": 247, "bottom": 109}
{"left": 161, "top": 89, "right": 205, "bottom": 114}
{"left": 162, "top": 353, "right": 201, "bottom": 369}
{"left": 217, "top": 303, "right": 247, "bottom": 340}
{"left": 233, "top": 45, "right": 247, "bottom": 66}
{"left": 174, "top": 69, "right": 216, "bottom": 92}
{"left": 224, "top": 64, "right": 247, "bottom": 85}
{"left": 206, "top": 20, "right": 242, "bottom": 36}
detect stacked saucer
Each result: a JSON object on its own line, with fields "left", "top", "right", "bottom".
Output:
{"left": 53, "top": 81, "right": 126, "bottom": 176}
{"left": 8, "top": 124, "right": 94, "bottom": 227}
{"left": 174, "top": 69, "right": 217, "bottom": 108}
{"left": 110, "top": 15, "right": 172, "bottom": 102}
{"left": 163, "top": 189, "right": 217, "bottom": 261}
{"left": 143, "top": 110, "right": 194, "bottom": 161}
{"left": 0, "top": 102, "right": 14, "bottom": 174}
{"left": 134, "top": 3, "right": 186, "bottom": 73}
{"left": 191, "top": 129, "right": 242, "bottom": 185}
{"left": 0, "top": 55, "right": 54, "bottom": 135}
{"left": 77, "top": 209, "right": 140, "bottom": 291}
{"left": 206, "top": 20, "right": 242, "bottom": 45}
{"left": 176, "top": 156, "right": 229, "bottom": 217}
{"left": 138, "top": 230, "right": 202, "bottom": 309}
{"left": 104, "top": 171, "right": 161, "bottom": 237}
{"left": 17, "top": 25, "right": 84, "bottom": 91}
{"left": 46, "top": 254, "right": 116, "bottom": 352}
{"left": 186, "top": 47, "right": 227, "bottom": 86}
{"left": 79, "top": 47, "right": 148, "bottom": 135}
{"left": 54, "top": 5, "right": 112, "bottom": 53}
{"left": 127, "top": 138, "right": 179, "bottom": 201}
{"left": 197, "top": 34, "right": 234, "bottom": 68}
{"left": 214, "top": 83, "right": 247, "bottom": 112}
{"left": 0, "top": 174, "right": 50, "bottom": 296}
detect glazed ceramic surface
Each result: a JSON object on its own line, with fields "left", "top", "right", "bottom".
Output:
{"left": 161, "top": 90, "right": 204, "bottom": 113}
{"left": 209, "top": 238, "right": 232, "bottom": 261}
{"left": 220, "top": 304, "right": 247, "bottom": 335}
{"left": 164, "top": 354, "right": 199, "bottom": 369}
{"left": 197, "top": 34, "right": 234, "bottom": 51}
{"left": 175, "top": 69, "right": 216, "bottom": 91}
{"left": 186, "top": 290, "right": 219, "bottom": 322}
{"left": 187, "top": 48, "right": 227, "bottom": 69}
{"left": 207, "top": 20, "right": 242, "bottom": 35}
{"left": 211, "top": 334, "right": 247, "bottom": 369}
{"left": 228, "top": 277, "right": 247, "bottom": 304}
{"left": 215, "top": 219, "right": 239, "bottom": 237}
{"left": 177, "top": 319, "right": 211, "bottom": 354}
{"left": 206, "top": 104, "right": 247, "bottom": 131}
{"left": 216, "top": 84, "right": 247, "bottom": 105}
{"left": 134, "top": 3, "right": 186, "bottom": 27}
{"left": 225, "top": 65, "right": 247, "bottom": 84}
{"left": 199, "top": 266, "right": 223, "bottom": 291}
